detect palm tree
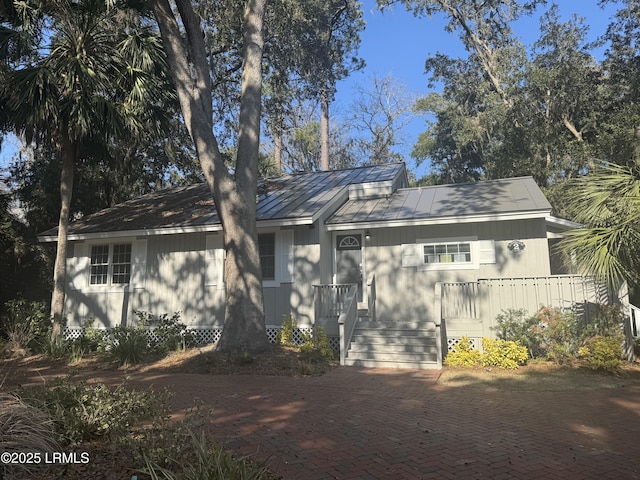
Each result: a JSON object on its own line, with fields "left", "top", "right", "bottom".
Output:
{"left": 0, "top": 0, "right": 173, "bottom": 341}
{"left": 559, "top": 161, "right": 640, "bottom": 287}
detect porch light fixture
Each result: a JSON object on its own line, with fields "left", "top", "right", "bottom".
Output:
{"left": 508, "top": 240, "right": 525, "bottom": 252}
{"left": 365, "top": 231, "right": 371, "bottom": 241}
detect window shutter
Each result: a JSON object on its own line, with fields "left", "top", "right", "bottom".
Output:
{"left": 130, "top": 239, "right": 148, "bottom": 288}
{"left": 278, "top": 230, "right": 294, "bottom": 283}
{"left": 401, "top": 243, "right": 421, "bottom": 267}
{"left": 68, "top": 242, "right": 89, "bottom": 289}
{"left": 478, "top": 240, "right": 496, "bottom": 264}
{"left": 205, "top": 234, "right": 225, "bottom": 288}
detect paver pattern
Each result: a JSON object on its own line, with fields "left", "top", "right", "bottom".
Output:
{"left": 90, "top": 367, "right": 640, "bottom": 480}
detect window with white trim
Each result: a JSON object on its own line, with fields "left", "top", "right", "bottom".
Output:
{"left": 90, "top": 243, "right": 131, "bottom": 285}
{"left": 423, "top": 242, "right": 472, "bottom": 265}
{"left": 258, "top": 233, "right": 276, "bottom": 281}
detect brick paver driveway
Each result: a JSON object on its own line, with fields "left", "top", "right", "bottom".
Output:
{"left": 107, "top": 366, "right": 640, "bottom": 480}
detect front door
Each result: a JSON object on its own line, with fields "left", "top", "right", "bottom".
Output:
{"left": 336, "top": 234, "right": 363, "bottom": 302}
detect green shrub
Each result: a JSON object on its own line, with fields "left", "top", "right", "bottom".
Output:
{"left": 315, "top": 328, "right": 334, "bottom": 360}
{"left": 495, "top": 305, "right": 608, "bottom": 364}
{"left": 78, "top": 318, "right": 110, "bottom": 353}
{"left": 580, "top": 336, "right": 624, "bottom": 372}
{"left": 583, "top": 304, "right": 625, "bottom": 338}
{"left": 445, "top": 337, "right": 481, "bottom": 366}
{"left": 538, "top": 307, "right": 581, "bottom": 365}
{"left": 494, "top": 308, "right": 546, "bottom": 358}
{"left": 109, "top": 324, "right": 150, "bottom": 366}
{"left": 481, "top": 338, "right": 528, "bottom": 369}
{"left": 1, "top": 299, "right": 50, "bottom": 355}
{"left": 44, "top": 336, "right": 69, "bottom": 359}
{"left": 19, "top": 379, "right": 169, "bottom": 445}
{"left": 0, "top": 392, "right": 61, "bottom": 480}
{"left": 137, "top": 311, "right": 197, "bottom": 353}
{"left": 143, "top": 428, "right": 272, "bottom": 480}
{"left": 299, "top": 327, "right": 334, "bottom": 361}
{"left": 277, "top": 313, "right": 297, "bottom": 347}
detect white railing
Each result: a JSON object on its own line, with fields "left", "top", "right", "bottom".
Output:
{"left": 313, "top": 283, "right": 359, "bottom": 365}
{"left": 314, "top": 284, "right": 353, "bottom": 319}
{"left": 338, "top": 284, "right": 358, "bottom": 366}
{"left": 367, "top": 273, "right": 376, "bottom": 322}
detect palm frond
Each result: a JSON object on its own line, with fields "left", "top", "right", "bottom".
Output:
{"left": 559, "top": 162, "right": 640, "bottom": 285}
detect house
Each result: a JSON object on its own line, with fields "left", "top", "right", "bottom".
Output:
{"left": 39, "top": 162, "right": 612, "bottom": 368}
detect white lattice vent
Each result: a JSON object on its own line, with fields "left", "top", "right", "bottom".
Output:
{"left": 190, "top": 328, "right": 222, "bottom": 345}
{"left": 64, "top": 328, "right": 85, "bottom": 340}
{"left": 447, "top": 337, "right": 479, "bottom": 352}
{"left": 64, "top": 326, "right": 339, "bottom": 350}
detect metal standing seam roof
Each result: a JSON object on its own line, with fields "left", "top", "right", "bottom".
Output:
{"left": 38, "top": 163, "right": 406, "bottom": 240}
{"left": 326, "top": 176, "right": 552, "bottom": 227}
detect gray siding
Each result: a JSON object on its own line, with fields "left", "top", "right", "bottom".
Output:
{"left": 363, "top": 219, "right": 551, "bottom": 324}
{"left": 145, "top": 233, "right": 208, "bottom": 325}
{"left": 64, "top": 227, "right": 320, "bottom": 330}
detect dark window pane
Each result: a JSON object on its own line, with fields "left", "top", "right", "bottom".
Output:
{"left": 112, "top": 244, "right": 131, "bottom": 284}
{"left": 258, "top": 233, "right": 276, "bottom": 280}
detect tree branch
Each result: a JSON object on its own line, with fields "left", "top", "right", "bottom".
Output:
{"left": 561, "top": 114, "right": 584, "bottom": 142}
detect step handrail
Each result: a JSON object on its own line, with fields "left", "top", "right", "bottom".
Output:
{"left": 367, "top": 273, "right": 376, "bottom": 322}
{"left": 338, "top": 284, "right": 358, "bottom": 366}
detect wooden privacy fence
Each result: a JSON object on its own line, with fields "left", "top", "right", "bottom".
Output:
{"left": 439, "top": 275, "right": 612, "bottom": 349}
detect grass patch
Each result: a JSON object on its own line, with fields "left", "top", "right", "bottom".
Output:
{"left": 438, "top": 360, "right": 640, "bottom": 391}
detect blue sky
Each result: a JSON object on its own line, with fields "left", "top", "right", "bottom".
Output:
{"left": 334, "top": 0, "right": 622, "bottom": 177}
{"left": 0, "top": 1, "right": 623, "bottom": 177}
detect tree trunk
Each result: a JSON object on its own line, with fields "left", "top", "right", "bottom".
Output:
{"left": 216, "top": 0, "right": 269, "bottom": 353}
{"left": 320, "top": 85, "right": 330, "bottom": 171}
{"left": 50, "top": 140, "right": 74, "bottom": 342}
{"left": 151, "top": 0, "right": 269, "bottom": 353}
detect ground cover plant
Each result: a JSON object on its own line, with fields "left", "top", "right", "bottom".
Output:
{"left": 1, "top": 376, "right": 278, "bottom": 480}
{"left": 445, "top": 337, "right": 528, "bottom": 369}
{"left": 494, "top": 304, "right": 626, "bottom": 371}
{"left": 0, "top": 392, "right": 61, "bottom": 480}
{"left": 1, "top": 300, "right": 50, "bottom": 357}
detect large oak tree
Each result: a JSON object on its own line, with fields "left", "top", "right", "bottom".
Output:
{"left": 150, "top": 0, "right": 270, "bottom": 353}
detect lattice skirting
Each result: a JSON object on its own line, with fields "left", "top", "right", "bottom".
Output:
{"left": 63, "top": 326, "right": 340, "bottom": 351}
{"left": 447, "top": 337, "right": 480, "bottom": 352}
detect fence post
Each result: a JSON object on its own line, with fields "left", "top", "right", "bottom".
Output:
{"left": 435, "top": 282, "right": 444, "bottom": 366}
{"left": 478, "top": 279, "right": 491, "bottom": 338}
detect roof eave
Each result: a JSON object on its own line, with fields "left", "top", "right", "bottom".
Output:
{"left": 38, "top": 216, "right": 317, "bottom": 243}
{"left": 545, "top": 215, "right": 581, "bottom": 230}
{"left": 326, "top": 209, "right": 551, "bottom": 231}
{"left": 38, "top": 224, "right": 225, "bottom": 242}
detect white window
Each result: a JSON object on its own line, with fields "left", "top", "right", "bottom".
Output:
{"left": 402, "top": 237, "right": 495, "bottom": 271}
{"left": 206, "top": 231, "right": 293, "bottom": 288}
{"left": 90, "top": 243, "right": 131, "bottom": 285}
{"left": 423, "top": 242, "right": 472, "bottom": 265}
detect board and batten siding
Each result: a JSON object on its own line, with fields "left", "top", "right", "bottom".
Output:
{"left": 64, "top": 238, "right": 151, "bottom": 328}
{"left": 63, "top": 226, "right": 320, "bottom": 330}
{"left": 364, "top": 219, "right": 551, "bottom": 324}
{"left": 264, "top": 227, "right": 320, "bottom": 327}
